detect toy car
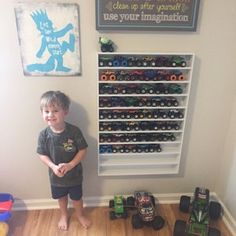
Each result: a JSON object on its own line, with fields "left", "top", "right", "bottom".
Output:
{"left": 169, "top": 70, "right": 185, "bottom": 81}
{"left": 165, "top": 97, "right": 179, "bottom": 107}
{"left": 143, "top": 70, "right": 158, "bottom": 80}
{"left": 129, "top": 70, "right": 145, "bottom": 80}
{"left": 99, "top": 145, "right": 113, "bottom": 153}
{"left": 173, "top": 187, "right": 222, "bottom": 236}
{"left": 99, "top": 37, "right": 114, "bottom": 52}
{"left": 170, "top": 56, "right": 187, "bottom": 67}
{"left": 127, "top": 191, "right": 165, "bottom": 230}
{"left": 127, "top": 57, "right": 142, "bottom": 67}
{"left": 123, "top": 97, "right": 140, "bottom": 107}
{"left": 139, "top": 84, "right": 155, "bottom": 94}
{"left": 168, "top": 109, "right": 184, "bottom": 119}
{"left": 155, "top": 56, "right": 171, "bottom": 67}
{"left": 99, "top": 84, "right": 115, "bottom": 94}
{"left": 99, "top": 56, "right": 113, "bottom": 67}
{"left": 109, "top": 195, "right": 128, "bottom": 220}
{"left": 167, "top": 84, "right": 183, "bottom": 94}
{"left": 142, "top": 56, "right": 156, "bottom": 67}
{"left": 100, "top": 71, "right": 116, "bottom": 81}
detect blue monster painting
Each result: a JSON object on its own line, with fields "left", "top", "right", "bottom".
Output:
{"left": 26, "top": 9, "right": 75, "bottom": 73}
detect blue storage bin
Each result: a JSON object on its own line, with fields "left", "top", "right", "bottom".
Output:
{"left": 0, "top": 193, "right": 14, "bottom": 222}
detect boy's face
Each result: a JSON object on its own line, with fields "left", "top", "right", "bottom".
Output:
{"left": 41, "top": 103, "right": 68, "bottom": 131}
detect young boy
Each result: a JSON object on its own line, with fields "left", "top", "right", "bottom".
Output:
{"left": 37, "top": 90, "right": 91, "bottom": 231}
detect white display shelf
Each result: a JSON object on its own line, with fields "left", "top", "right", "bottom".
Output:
{"left": 97, "top": 52, "right": 194, "bottom": 176}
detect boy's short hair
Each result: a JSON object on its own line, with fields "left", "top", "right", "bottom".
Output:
{"left": 40, "top": 91, "right": 70, "bottom": 111}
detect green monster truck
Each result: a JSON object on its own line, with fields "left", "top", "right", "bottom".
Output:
{"left": 109, "top": 195, "right": 128, "bottom": 220}
{"left": 173, "top": 187, "right": 222, "bottom": 236}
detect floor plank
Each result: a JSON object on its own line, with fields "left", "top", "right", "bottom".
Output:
{"left": 7, "top": 204, "right": 233, "bottom": 236}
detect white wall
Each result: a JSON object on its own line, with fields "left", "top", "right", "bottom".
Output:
{"left": 1, "top": 0, "right": 236, "bottom": 219}
{"left": 216, "top": 96, "right": 236, "bottom": 220}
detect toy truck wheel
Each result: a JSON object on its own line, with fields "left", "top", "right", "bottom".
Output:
{"left": 122, "top": 210, "right": 128, "bottom": 219}
{"left": 179, "top": 195, "right": 191, "bottom": 213}
{"left": 150, "top": 195, "right": 155, "bottom": 206}
{"left": 208, "top": 227, "right": 221, "bottom": 236}
{"left": 109, "top": 211, "right": 117, "bottom": 220}
{"left": 132, "top": 214, "right": 143, "bottom": 229}
{"left": 109, "top": 74, "right": 116, "bottom": 80}
{"left": 101, "top": 45, "right": 107, "bottom": 52}
{"left": 152, "top": 215, "right": 165, "bottom": 230}
{"left": 100, "top": 74, "right": 108, "bottom": 81}
{"left": 113, "top": 60, "right": 120, "bottom": 67}
{"left": 173, "top": 220, "right": 186, "bottom": 236}
{"left": 170, "top": 74, "right": 177, "bottom": 80}
{"left": 178, "top": 74, "right": 185, "bottom": 80}
{"left": 109, "top": 199, "right": 114, "bottom": 208}
{"left": 127, "top": 196, "right": 135, "bottom": 207}
{"left": 181, "top": 61, "right": 187, "bottom": 67}
{"left": 209, "top": 201, "right": 221, "bottom": 220}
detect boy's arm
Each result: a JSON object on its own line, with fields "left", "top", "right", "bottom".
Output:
{"left": 59, "top": 148, "right": 87, "bottom": 174}
{"left": 39, "top": 154, "right": 64, "bottom": 177}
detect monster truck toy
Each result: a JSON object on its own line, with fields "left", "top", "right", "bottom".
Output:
{"left": 170, "top": 56, "right": 187, "bottom": 67}
{"left": 109, "top": 195, "right": 128, "bottom": 220}
{"left": 99, "top": 37, "right": 114, "bottom": 52}
{"left": 127, "top": 191, "right": 165, "bottom": 230}
{"left": 173, "top": 187, "right": 222, "bottom": 236}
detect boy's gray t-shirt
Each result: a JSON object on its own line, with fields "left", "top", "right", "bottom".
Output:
{"left": 37, "top": 122, "right": 88, "bottom": 187}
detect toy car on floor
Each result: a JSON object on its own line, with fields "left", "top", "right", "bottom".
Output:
{"left": 127, "top": 191, "right": 165, "bottom": 230}
{"left": 173, "top": 187, "right": 221, "bottom": 236}
{"left": 109, "top": 195, "right": 128, "bottom": 220}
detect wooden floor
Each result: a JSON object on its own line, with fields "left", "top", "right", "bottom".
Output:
{"left": 8, "top": 204, "right": 232, "bottom": 236}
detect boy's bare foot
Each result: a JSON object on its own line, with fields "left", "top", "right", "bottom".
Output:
{"left": 77, "top": 215, "right": 92, "bottom": 229}
{"left": 58, "top": 214, "right": 68, "bottom": 231}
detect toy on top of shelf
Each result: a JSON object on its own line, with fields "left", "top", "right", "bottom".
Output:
{"left": 0, "top": 193, "right": 14, "bottom": 222}
{"left": 127, "top": 191, "right": 165, "bottom": 230}
{"left": 99, "top": 37, "right": 114, "bottom": 52}
{"left": 109, "top": 195, "right": 128, "bottom": 220}
{"left": 173, "top": 187, "right": 221, "bottom": 236}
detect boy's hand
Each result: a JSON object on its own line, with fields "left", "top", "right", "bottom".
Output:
{"left": 52, "top": 165, "right": 64, "bottom": 177}
{"left": 58, "top": 163, "right": 73, "bottom": 175}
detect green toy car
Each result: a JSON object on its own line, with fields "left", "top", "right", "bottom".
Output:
{"left": 170, "top": 56, "right": 187, "bottom": 67}
{"left": 109, "top": 195, "right": 128, "bottom": 220}
{"left": 99, "top": 37, "right": 114, "bottom": 52}
{"left": 173, "top": 187, "right": 221, "bottom": 236}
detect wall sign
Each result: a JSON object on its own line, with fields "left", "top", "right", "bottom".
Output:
{"left": 15, "top": 3, "right": 81, "bottom": 76}
{"left": 96, "top": 0, "right": 200, "bottom": 31}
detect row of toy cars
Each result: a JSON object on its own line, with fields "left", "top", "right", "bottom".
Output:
{"left": 99, "top": 132, "right": 176, "bottom": 143}
{"left": 99, "top": 144, "right": 162, "bottom": 154}
{"left": 99, "top": 96, "right": 179, "bottom": 107}
{"left": 109, "top": 191, "right": 165, "bottom": 230}
{"left": 99, "top": 69, "right": 185, "bottom": 81}
{"left": 99, "top": 55, "right": 187, "bottom": 68}
{"left": 99, "top": 121, "right": 180, "bottom": 132}
{"left": 0, "top": 193, "right": 14, "bottom": 236}
{"left": 99, "top": 109, "right": 184, "bottom": 120}
{"left": 109, "top": 188, "right": 222, "bottom": 235}
{"left": 99, "top": 83, "right": 183, "bottom": 95}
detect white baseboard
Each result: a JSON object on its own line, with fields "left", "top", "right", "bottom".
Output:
{"left": 12, "top": 192, "right": 183, "bottom": 210}
{"left": 13, "top": 192, "right": 236, "bottom": 235}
